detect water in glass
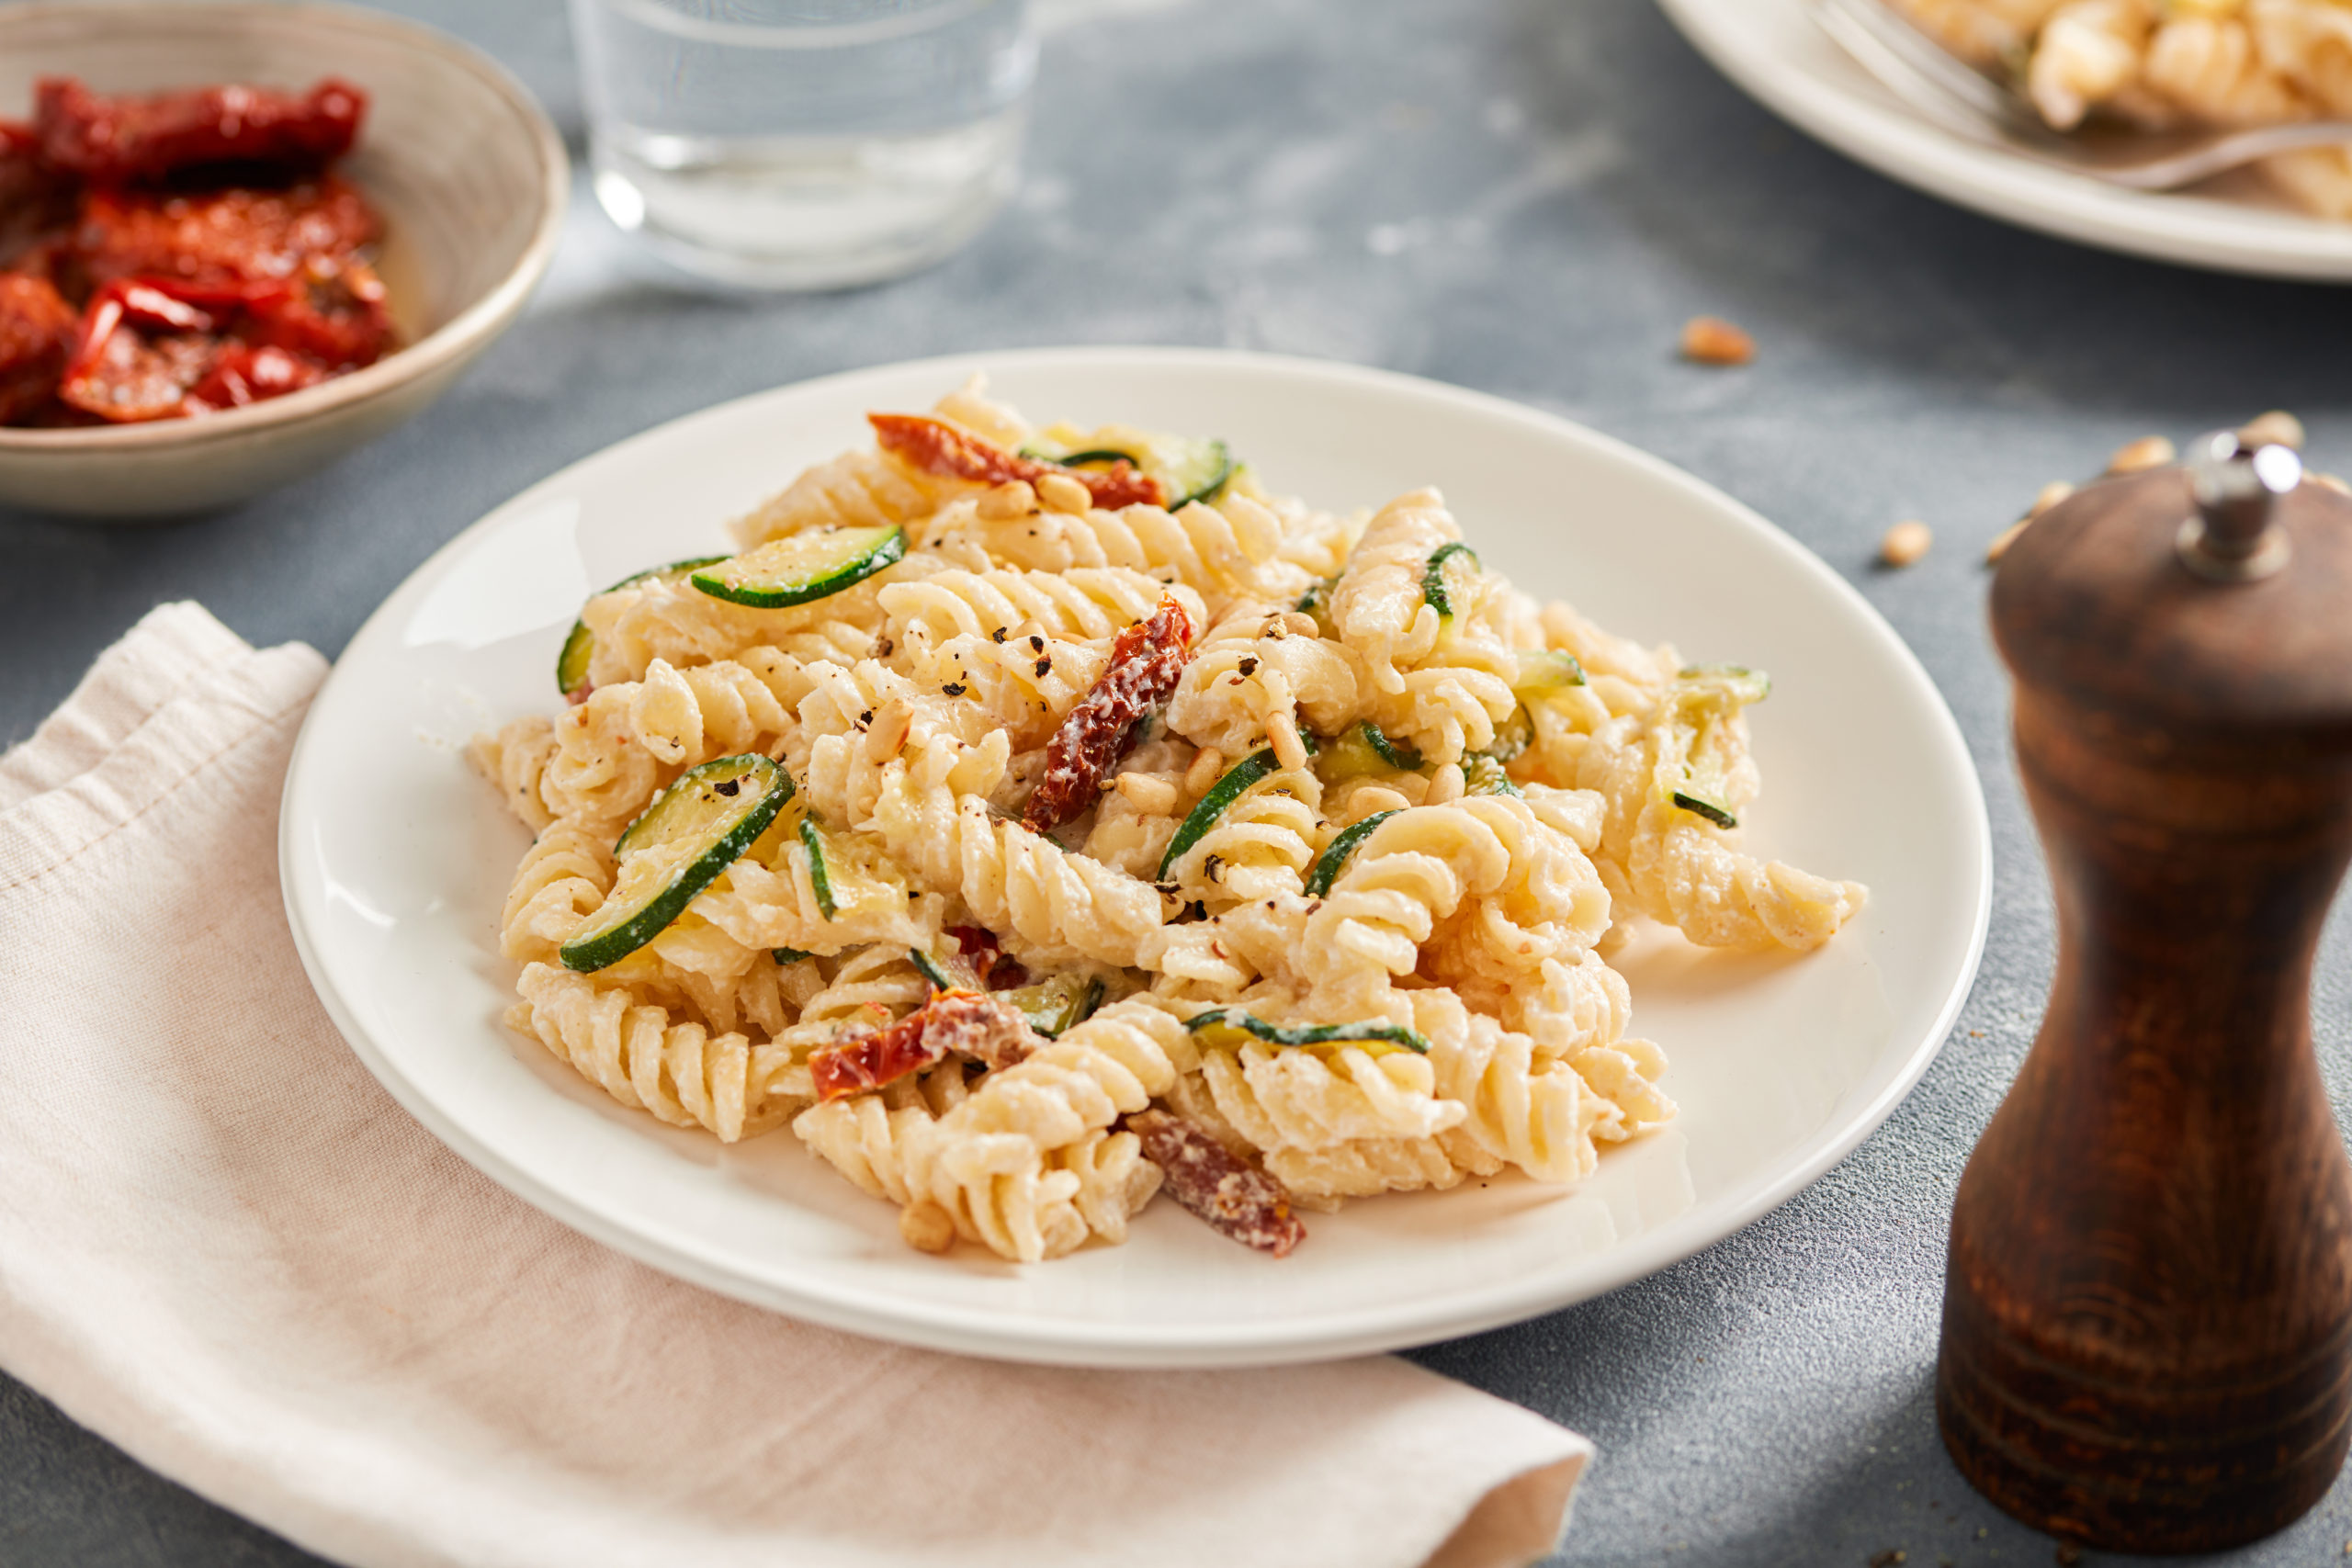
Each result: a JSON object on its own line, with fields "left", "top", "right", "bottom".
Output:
{"left": 570, "top": 0, "right": 1035, "bottom": 289}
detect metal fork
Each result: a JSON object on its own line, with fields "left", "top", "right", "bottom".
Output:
{"left": 1812, "top": 0, "right": 2352, "bottom": 189}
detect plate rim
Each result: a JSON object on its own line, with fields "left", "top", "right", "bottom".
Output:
{"left": 1656, "top": 0, "right": 2352, "bottom": 283}
{"left": 279, "top": 344, "right": 1993, "bottom": 1367}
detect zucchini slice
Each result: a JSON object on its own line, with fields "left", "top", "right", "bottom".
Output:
{"left": 1671, "top": 792, "right": 1738, "bottom": 829}
{"left": 1295, "top": 576, "right": 1339, "bottom": 637}
{"left": 692, "top": 524, "right": 906, "bottom": 610}
{"left": 1303, "top": 809, "right": 1398, "bottom": 898}
{"left": 774, "top": 947, "right": 813, "bottom": 964}
{"left": 1462, "top": 755, "right": 1522, "bottom": 797}
{"left": 1184, "top": 1009, "right": 1430, "bottom": 1056}
{"left": 909, "top": 944, "right": 983, "bottom": 993}
{"left": 1678, "top": 663, "right": 1771, "bottom": 704}
{"left": 1024, "top": 432, "right": 1237, "bottom": 509}
{"left": 560, "top": 755, "right": 791, "bottom": 972}
{"left": 557, "top": 556, "right": 726, "bottom": 697}
{"left": 1320, "top": 721, "right": 1423, "bottom": 781}
{"left": 1421, "top": 543, "right": 1480, "bottom": 620}
{"left": 1479, "top": 705, "right": 1532, "bottom": 765}
{"left": 1512, "top": 649, "right": 1585, "bottom": 697}
{"left": 1662, "top": 665, "right": 1770, "bottom": 829}
{"left": 1000, "top": 971, "right": 1106, "bottom": 1037}
{"left": 800, "top": 817, "right": 842, "bottom": 919}
{"left": 799, "top": 815, "right": 905, "bottom": 922}
{"left": 1151, "top": 436, "right": 1235, "bottom": 508}
{"left": 1156, "top": 740, "right": 1316, "bottom": 880}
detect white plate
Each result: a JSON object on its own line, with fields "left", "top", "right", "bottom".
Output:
{"left": 1658, "top": 0, "right": 2352, "bottom": 281}
{"left": 280, "top": 346, "right": 1989, "bottom": 1369}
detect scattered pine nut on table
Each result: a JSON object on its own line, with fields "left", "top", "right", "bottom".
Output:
{"left": 1679, "top": 316, "right": 1755, "bottom": 366}
{"left": 2240, "top": 411, "right": 2305, "bottom": 450}
{"left": 1880, "top": 520, "right": 1932, "bottom": 568}
{"left": 2107, "top": 435, "right": 2175, "bottom": 474}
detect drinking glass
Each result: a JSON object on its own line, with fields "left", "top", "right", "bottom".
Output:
{"left": 568, "top": 0, "right": 1036, "bottom": 290}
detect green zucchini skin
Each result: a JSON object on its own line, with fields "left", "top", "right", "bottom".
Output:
{"left": 1024, "top": 435, "right": 1235, "bottom": 509}
{"left": 1679, "top": 662, "right": 1771, "bottom": 703}
{"left": 1512, "top": 649, "right": 1585, "bottom": 694}
{"left": 1363, "top": 721, "right": 1423, "bottom": 770}
{"left": 1001, "top": 971, "right": 1106, "bottom": 1036}
{"left": 1321, "top": 722, "right": 1421, "bottom": 782}
{"left": 1671, "top": 791, "right": 1738, "bottom": 829}
{"left": 1463, "top": 756, "right": 1522, "bottom": 797}
{"left": 1185, "top": 1008, "right": 1430, "bottom": 1055}
{"left": 1421, "top": 542, "right": 1481, "bottom": 620}
{"left": 557, "top": 556, "right": 728, "bottom": 697}
{"left": 1303, "top": 809, "right": 1399, "bottom": 898}
{"left": 774, "top": 947, "right": 813, "bottom": 964}
{"left": 560, "top": 755, "right": 790, "bottom": 973}
{"left": 1036, "top": 446, "right": 1139, "bottom": 467}
{"left": 691, "top": 525, "right": 906, "bottom": 610}
{"left": 800, "top": 817, "right": 841, "bottom": 919}
{"left": 1159, "top": 437, "right": 1235, "bottom": 508}
{"left": 908, "top": 945, "right": 977, "bottom": 992}
{"left": 1157, "top": 738, "right": 1317, "bottom": 880}
{"left": 1295, "top": 576, "right": 1339, "bottom": 637}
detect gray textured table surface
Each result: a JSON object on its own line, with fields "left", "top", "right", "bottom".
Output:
{"left": 6, "top": 0, "right": 2352, "bottom": 1563}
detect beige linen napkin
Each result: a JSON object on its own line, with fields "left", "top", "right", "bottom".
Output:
{"left": 0, "top": 604, "right": 1592, "bottom": 1568}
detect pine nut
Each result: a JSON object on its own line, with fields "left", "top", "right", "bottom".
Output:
{"left": 1880, "top": 519, "right": 1932, "bottom": 568}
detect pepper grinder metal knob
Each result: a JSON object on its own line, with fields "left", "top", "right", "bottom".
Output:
{"left": 1939, "top": 435, "right": 2352, "bottom": 1552}
{"left": 2178, "top": 430, "right": 2299, "bottom": 583}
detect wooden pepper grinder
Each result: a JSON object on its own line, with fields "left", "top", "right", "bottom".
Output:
{"left": 1939, "top": 431, "right": 2352, "bottom": 1551}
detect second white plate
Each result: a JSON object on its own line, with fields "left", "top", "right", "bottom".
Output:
{"left": 280, "top": 347, "right": 1990, "bottom": 1368}
{"left": 1659, "top": 0, "right": 2352, "bottom": 281}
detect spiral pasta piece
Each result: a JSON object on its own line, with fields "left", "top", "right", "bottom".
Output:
{"left": 469, "top": 715, "right": 562, "bottom": 833}
{"left": 886, "top": 998, "right": 1192, "bottom": 1260}
{"left": 1568, "top": 700, "right": 1866, "bottom": 953}
{"left": 1163, "top": 756, "right": 1328, "bottom": 910}
{"left": 1408, "top": 988, "right": 1634, "bottom": 1186}
{"left": 861, "top": 735, "right": 1167, "bottom": 969}
{"left": 953, "top": 497, "right": 1284, "bottom": 620}
{"left": 511, "top": 962, "right": 803, "bottom": 1141}
{"left": 881, "top": 565, "right": 1204, "bottom": 649}
{"left": 498, "top": 819, "right": 615, "bottom": 964}
{"left": 730, "top": 446, "right": 957, "bottom": 550}
{"left": 582, "top": 574, "right": 896, "bottom": 690}
{"left": 1327, "top": 487, "right": 1460, "bottom": 694}
{"left": 1167, "top": 600, "right": 1362, "bottom": 763}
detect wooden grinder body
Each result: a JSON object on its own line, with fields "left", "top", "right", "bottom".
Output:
{"left": 1939, "top": 465, "right": 2352, "bottom": 1551}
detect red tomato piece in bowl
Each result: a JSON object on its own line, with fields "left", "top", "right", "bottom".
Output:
{"left": 34, "top": 76, "right": 365, "bottom": 184}
{"left": 0, "top": 272, "right": 77, "bottom": 423}
{"left": 74, "top": 178, "right": 379, "bottom": 292}
{"left": 239, "top": 252, "right": 393, "bottom": 369}
{"left": 185, "top": 342, "right": 323, "bottom": 412}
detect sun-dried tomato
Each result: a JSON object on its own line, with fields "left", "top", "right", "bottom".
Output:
{"left": 237, "top": 252, "right": 392, "bottom": 368}
{"left": 0, "top": 273, "right": 77, "bottom": 424}
{"left": 0, "top": 123, "right": 74, "bottom": 273}
{"left": 1022, "top": 594, "right": 1197, "bottom": 831}
{"left": 868, "top": 412, "right": 1166, "bottom": 511}
{"left": 75, "top": 178, "right": 378, "bottom": 293}
{"left": 944, "top": 925, "right": 1028, "bottom": 991}
{"left": 185, "top": 341, "right": 324, "bottom": 412}
{"left": 1125, "top": 1110, "right": 1305, "bottom": 1257}
{"left": 35, "top": 76, "right": 366, "bottom": 185}
{"left": 59, "top": 320, "right": 213, "bottom": 423}
{"left": 809, "top": 991, "right": 1039, "bottom": 1102}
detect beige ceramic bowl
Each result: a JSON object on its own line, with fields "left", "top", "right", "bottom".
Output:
{"left": 0, "top": 2, "right": 567, "bottom": 520}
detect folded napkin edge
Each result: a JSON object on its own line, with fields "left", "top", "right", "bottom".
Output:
{"left": 0, "top": 637, "right": 325, "bottom": 891}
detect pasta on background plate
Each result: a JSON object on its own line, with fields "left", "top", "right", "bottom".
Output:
{"left": 1891, "top": 0, "right": 2352, "bottom": 217}
{"left": 469, "top": 380, "right": 1867, "bottom": 1264}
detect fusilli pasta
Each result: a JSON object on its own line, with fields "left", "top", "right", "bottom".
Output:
{"left": 469, "top": 378, "right": 1866, "bottom": 1264}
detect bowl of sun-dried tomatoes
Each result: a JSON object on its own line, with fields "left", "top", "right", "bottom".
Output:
{"left": 0, "top": 3, "right": 565, "bottom": 519}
